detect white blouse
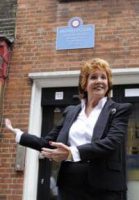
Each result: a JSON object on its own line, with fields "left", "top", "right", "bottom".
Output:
{"left": 68, "top": 97, "right": 107, "bottom": 162}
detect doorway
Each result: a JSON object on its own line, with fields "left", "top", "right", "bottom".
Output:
{"left": 113, "top": 84, "right": 139, "bottom": 200}
{"left": 37, "top": 87, "right": 79, "bottom": 200}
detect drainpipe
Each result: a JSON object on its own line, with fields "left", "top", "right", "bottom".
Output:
{"left": 0, "top": 37, "right": 13, "bottom": 136}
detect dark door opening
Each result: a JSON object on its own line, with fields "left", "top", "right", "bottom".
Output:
{"left": 37, "top": 87, "right": 79, "bottom": 200}
{"left": 113, "top": 85, "right": 139, "bottom": 181}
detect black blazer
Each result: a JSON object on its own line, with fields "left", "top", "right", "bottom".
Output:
{"left": 20, "top": 98, "right": 132, "bottom": 191}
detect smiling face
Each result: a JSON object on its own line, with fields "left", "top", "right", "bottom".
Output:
{"left": 79, "top": 58, "right": 112, "bottom": 99}
{"left": 86, "top": 69, "right": 109, "bottom": 99}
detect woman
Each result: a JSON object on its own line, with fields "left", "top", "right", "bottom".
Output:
{"left": 5, "top": 58, "right": 132, "bottom": 200}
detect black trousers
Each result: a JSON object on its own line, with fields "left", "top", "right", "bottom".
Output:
{"left": 57, "top": 162, "right": 126, "bottom": 200}
{"left": 58, "top": 187, "right": 126, "bottom": 200}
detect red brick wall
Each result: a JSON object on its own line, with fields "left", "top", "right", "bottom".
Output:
{"left": 1, "top": 0, "right": 139, "bottom": 199}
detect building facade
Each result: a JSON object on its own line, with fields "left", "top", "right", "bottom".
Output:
{"left": 1, "top": 0, "right": 139, "bottom": 199}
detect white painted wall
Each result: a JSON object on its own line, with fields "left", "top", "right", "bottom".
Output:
{"left": 128, "top": 181, "right": 139, "bottom": 200}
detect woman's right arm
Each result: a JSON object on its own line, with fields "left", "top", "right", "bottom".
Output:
{"left": 5, "top": 118, "right": 63, "bottom": 152}
{"left": 5, "top": 106, "right": 70, "bottom": 152}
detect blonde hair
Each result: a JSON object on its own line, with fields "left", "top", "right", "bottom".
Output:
{"left": 79, "top": 58, "right": 112, "bottom": 99}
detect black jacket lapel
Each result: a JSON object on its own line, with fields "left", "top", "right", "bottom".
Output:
{"left": 57, "top": 104, "right": 81, "bottom": 143}
{"left": 92, "top": 98, "right": 115, "bottom": 140}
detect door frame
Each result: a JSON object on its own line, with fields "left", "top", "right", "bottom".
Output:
{"left": 22, "top": 68, "right": 139, "bottom": 200}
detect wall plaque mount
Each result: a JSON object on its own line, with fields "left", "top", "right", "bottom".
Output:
{"left": 56, "top": 17, "right": 95, "bottom": 50}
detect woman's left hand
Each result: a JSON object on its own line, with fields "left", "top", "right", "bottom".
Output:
{"left": 41, "top": 142, "right": 70, "bottom": 162}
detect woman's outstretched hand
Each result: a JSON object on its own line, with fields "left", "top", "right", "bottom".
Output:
{"left": 5, "top": 118, "right": 21, "bottom": 134}
{"left": 41, "top": 142, "right": 71, "bottom": 162}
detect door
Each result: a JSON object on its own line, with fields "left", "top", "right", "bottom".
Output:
{"left": 37, "top": 87, "right": 79, "bottom": 200}
{"left": 113, "top": 85, "right": 139, "bottom": 200}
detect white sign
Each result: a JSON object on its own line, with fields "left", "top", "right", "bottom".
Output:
{"left": 125, "top": 88, "right": 139, "bottom": 97}
{"left": 55, "top": 91, "right": 64, "bottom": 100}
